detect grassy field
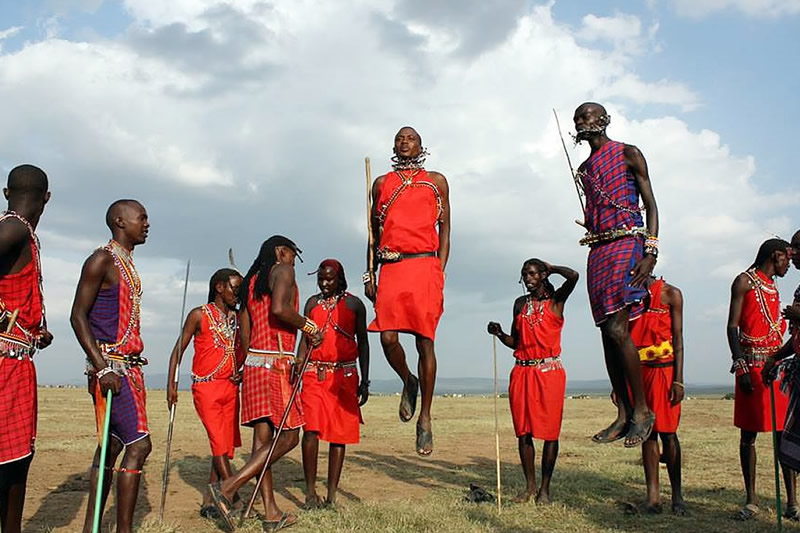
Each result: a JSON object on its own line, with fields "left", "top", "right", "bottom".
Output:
{"left": 23, "top": 388, "right": 797, "bottom": 532}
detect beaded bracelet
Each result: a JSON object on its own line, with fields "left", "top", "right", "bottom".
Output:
{"left": 362, "top": 271, "right": 374, "bottom": 284}
{"left": 732, "top": 358, "right": 749, "bottom": 377}
{"left": 302, "top": 318, "right": 319, "bottom": 335}
{"left": 96, "top": 366, "right": 115, "bottom": 380}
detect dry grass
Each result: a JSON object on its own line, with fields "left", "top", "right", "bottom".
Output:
{"left": 23, "top": 389, "right": 800, "bottom": 532}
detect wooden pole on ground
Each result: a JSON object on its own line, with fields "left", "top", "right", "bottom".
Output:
{"left": 92, "top": 390, "right": 113, "bottom": 533}
{"left": 493, "top": 336, "right": 502, "bottom": 513}
{"left": 365, "top": 157, "right": 375, "bottom": 279}
{"left": 159, "top": 260, "right": 191, "bottom": 522}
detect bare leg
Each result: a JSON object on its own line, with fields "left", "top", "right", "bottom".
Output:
{"left": 779, "top": 431, "right": 797, "bottom": 510}
{"left": 660, "top": 433, "right": 684, "bottom": 514}
{"left": 642, "top": 433, "right": 661, "bottom": 511}
{"left": 740, "top": 430, "right": 758, "bottom": 507}
{"left": 302, "top": 431, "right": 322, "bottom": 507}
{"left": 81, "top": 438, "right": 124, "bottom": 533}
{"left": 0, "top": 454, "right": 33, "bottom": 533}
{"left": 115, "top": 436, "right": 152, "bottom": 533}
{"left": 536, "top": 440, "right": 558, "bottom": 504}
{"left": 512, "top": 434, "right": 536, "bottom": 503}
{"left": 415, "top": 335, "right": 437, "bottom": 437}
{"left": 219, "top": 421, "right": 299, "bottom": 521}
{"left": 326, "top": 444, "right": 346, "bottom": 504}
{"left": 593, "top": 329, "right": 630, "bottom": 441}
{"left": 380, "top": 331, "right": 410, "bottom": 383}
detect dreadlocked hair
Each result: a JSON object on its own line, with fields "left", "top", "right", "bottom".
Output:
{"left": 750, "top": 238, "right": 791, "bottom": 270}
{"left": 241, "top": 235, "right": 299, "bottom": 308}
{"left": 521, "top": 258, "right": 555, "bottom": 298}
{"left": 207, "top": 268, "right": 241, "bottom": 304}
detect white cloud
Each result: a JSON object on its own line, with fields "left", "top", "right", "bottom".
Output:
{"left": 1, "top": 1, "right": 794, "bottom": 385}
{"left": 671, "top": 0, "right": 800, "bottom": 18}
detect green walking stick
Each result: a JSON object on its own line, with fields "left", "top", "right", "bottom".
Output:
{"left": 770, "top": 381, "right": 783, "bottom": 532}
{"left": 92, "top": 389, "right": 113, "bottom": 533}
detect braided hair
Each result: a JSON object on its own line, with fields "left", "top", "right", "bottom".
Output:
{"left": 520, "top": 258, "right": 555, "bottom": 298}
{"left": 240, "top": 235, "right": 300, "bottom": 308}
{"left": 207, "top": 268, "right": 241, "bottom": 304}
{"left": 750, "top": 238, "right": 791, "bottom": 270}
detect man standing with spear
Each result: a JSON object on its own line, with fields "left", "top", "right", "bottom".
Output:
{"left": 71, "top": 199, "right": 152, "bottom": 533}
{"left": 364, "top": 126, "right": 451, "bottom": 456}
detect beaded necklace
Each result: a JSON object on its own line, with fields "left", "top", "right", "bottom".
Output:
{"left": 192, "top": 303, "right": 237, "bottom": 382}
{"left": 740, "top": 268, "right": 783, "bottom": 344}
{"left": 100, "top": 240, "right": 141, "bottom": 353}
{"left": 577, "top": 168, "right": 643, "bottom": 215}
{"left": 522, "top": 296, "right": 547, "bottom": 330}
{"left": 315, "top": 292, "right": 355, "bottom": 341}
{"left": 0, "top": 211, "right": 45, "bottom": 343}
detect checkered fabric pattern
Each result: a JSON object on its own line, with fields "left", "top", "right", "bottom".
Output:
{"left": 92, "top": 367, "right": 149, "bottom": 445}
{"left": 241, "top": 359, "right": 303, "bottom": 428}
{"left": 581, "top": 140, "right": 644, "bottom": 234}
{"left": 586, "top": 235, "right": 647, "bottom": 325}
{"left": 112, "top": 263, "right": 143, "bottom": 355}
{"left": 0, "top": 237, "right": 43, "bottom": 337}
{"left": 0, "top": 358, "right": 37, "bottom": 464}
{"left": 246, "top": 276, "right": 298, "bottom": 353}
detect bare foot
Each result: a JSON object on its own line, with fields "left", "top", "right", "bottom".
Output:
{"left": 303, "top": 493, "right": 323, "bottom": 510}
{"left": 512, "top": 490, "right": 535, "bottom": 504}
{"left": 535, "top": 491, "right": 551, "bottom": 504}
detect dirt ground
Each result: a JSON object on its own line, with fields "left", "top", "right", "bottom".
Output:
{"left": 21, "top": 388, "right": 799, "bottom": 532}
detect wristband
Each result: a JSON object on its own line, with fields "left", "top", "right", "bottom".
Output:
{"left": 302, "top": 318, "right": 319, "bottom": 335}
{"left": 96, "top": 366, "right": 115, "bottom": 380}
{"left": 672, "top": 381, "right": 684, "bottom": 389}
{"left": 731, "top": 357, "right": 749, "bottom": 377}
{"left": 362, "top": 271, "right": 374, "bottom": 284}
{"left": 644, "top": 235, "right": 659, "bottom": 258}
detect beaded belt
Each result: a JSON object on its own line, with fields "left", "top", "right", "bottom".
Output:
{"left": 730, "top": 349, "right": 777, "bottom": 375}
{"left": 514, "top": 356, "right": 561, "bottom": 367}
{"left": 305, "top": 360, "right": 358, "bottom": 381}
{"left": 0, "top": 332, "right": 35, "bottom": 360}
{"left": 106, "top": 352, "right": 148, "bottom": 366}
{"left": 376, "top": 249, "right": 437, "bottom": 264}
{"left": 245, "top": 349, "right": 295, "bottom": 370}
{"left": 579, "top": 226, "right": 646, "bottom": 246}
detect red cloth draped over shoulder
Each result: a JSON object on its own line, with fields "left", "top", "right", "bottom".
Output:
{"left": 369, "top": 169, "right": 445, "bottom": 341}
{"left": 508, "top": 299, "right": 566, "bottom": 440}
{"left": 301, "top": 295, "right": 362, "bottom": 444}
{"left": 247, "top": 276, "right": 298, "bottom": 354}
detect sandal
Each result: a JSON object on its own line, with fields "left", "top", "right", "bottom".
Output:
{"left": 623, "top": 412, "right": 655, "bottom": 448}
{"left": 262, "top": 511, "right": 297, "bottom": 531}
{"left": 399, "top": 374, "right": 419, "bottom": 423}
{"left": 785, "top": 504, "right": 800, "bottom": 521}
{"left": 416, "top": 420, "right": 433, "bottom": 456}
{"left": 199, "top": 505, "right": 221, "bottom": 520}
{"left": 207, "top": 481, "right": 236, "bottom": 531}
{"left": 672, "top": 501, "right": 688, "bottom": 516}
{"left": 733, "top": 503, "right": 759, "bottom": 521}
{"left": 592, "top": 417, "right": 629, "bottom": 444}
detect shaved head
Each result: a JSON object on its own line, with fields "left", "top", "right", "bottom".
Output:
{"left": 7, "top": 165, "right": 48, "bottom": 196}
{"left": 396, "top": 126, "right": 422, "bottom": 146}
{"left": 575, "top": 102, "right": 608, "bottom": 116}
{"left": 105, "top": 199, "right": 144, "bottom": 230}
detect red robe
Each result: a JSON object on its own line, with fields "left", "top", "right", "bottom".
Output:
{"left": 301, "top": 294, "right": 363, "bottom": 444}
{"left": 241, "top": 276, "right": 304, "bottom": 429}
{"left": 734, "top": 269, "right": 788, "bottom": 433}
{"left": 508, "top": 298, "right": 566, "bottom": 440}
{"left": 629, "top": 279, "right": 681, "bottom": 433}
{"left": 368, "top": 169, "right": 445, "bottom": 341}
{"left": 191, "top": 304, "right": 241, "bottom": 458}
{"left": 0, "top": 214, "right": 43, "bottom": 464}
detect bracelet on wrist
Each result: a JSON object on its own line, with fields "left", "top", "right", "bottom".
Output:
{"left": 362, "top": 271, "right": 374, "bottom": 284}
{"left": 96, "top": 366, "right": 114, "bottom": 380}
{"left": 302, "top": 318, "right": 319, "bottom": 335}
{"left": 672, "top": 381, "right": 684, "bottom": 389}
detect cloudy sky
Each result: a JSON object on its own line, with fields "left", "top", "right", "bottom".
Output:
{"left": 1, "top": 0, "right": 798, "bottom": 387}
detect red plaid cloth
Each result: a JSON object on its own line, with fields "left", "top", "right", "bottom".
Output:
{"left": 247, "top": 276, "right": 298, "bottom": 354}
{"left": 586, "top": 236, "right": 647, "bottom": 325}
{"left": 0, "top": 234, "right": 43, "bottom": 341}
{"left": 91, "top": 367, "right": 149, "bottom": 445}
{"left": 241, "top": 358, "right": 303, "bottom": 428}
{"left": 581, "top": 140, "right": 643, "bottom": 234}
{"left": 104, "top": 245, "right": 143, "bottom": 355}
{"left": 0, "top": 358, "right": 37, "bottom": 464}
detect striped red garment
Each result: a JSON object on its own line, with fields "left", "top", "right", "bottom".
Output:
{"left": 586, "top": 235, "right": 647, "bottom": 325}
{"left": 0, "top": 358, "right": 37, "bottom": 464}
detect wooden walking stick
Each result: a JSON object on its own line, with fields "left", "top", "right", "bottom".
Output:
{"left": 4, "top": 309, "right": 19, "bottom": 333}
{"left": 770, "top": 381, "right": 784, "bottom": 532}
{"left": 92, "top": 389, "right": 113, "bottom": 533}
{"left": 493, "top": 336, "right": 502, "bottom": 513}
{"left": 365, "top": 157, "right": 375, "bottom": 285}
{"left": 243, "top": 335, "right": 315, "bottom": 521}
{"left": 159, "top": 260, "right": 191, "bottom": 521}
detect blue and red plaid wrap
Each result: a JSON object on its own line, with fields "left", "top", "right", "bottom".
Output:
{"left": 582, "top": 140, "right": 647, "bottom": 325}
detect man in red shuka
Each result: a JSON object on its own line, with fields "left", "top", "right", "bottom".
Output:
{"left": 298, "top": 259, "right": 369, "bottom": 508}
{"left": 364, "top": 126, "right": 451, "bottom": 456}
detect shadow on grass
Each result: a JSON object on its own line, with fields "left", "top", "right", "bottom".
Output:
{"left": 25, "top": 470, "right": 89, "bottom": 531}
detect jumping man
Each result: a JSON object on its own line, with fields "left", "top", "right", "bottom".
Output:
{"left": 0, "top": 165, "right": 52, "bottom": 533}
{"left": 364, "top": 126, "right": 451, "bottom": 455}
{"left": 573, "top": 102, "right": 659, "bottom": 448}
{"left": 166, "top": 268, "right": 243, "bottom": 519}
{"left": 299, "top": 259, "right": 369, "bottom": 508}
{"left": 71, "top": 199, "right": 151, "bottom": 533}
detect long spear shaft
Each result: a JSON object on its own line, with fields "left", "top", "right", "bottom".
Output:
{"left": 92, "top": 390, "right": 113, "bottom": 533}
{"left": 770, "top": 383, "right": 784, "bottom": 532}
{"left": 493, "top": 336, "right": 502, "bottom": 513}
{"left": 365, "top": 157, "right": 375, "bottom": 278}
{"left": 159, "top": 259, "right": 191, "bottom": 521}
{"left": 552, "top": 108, "right": 585, "bottom": 216}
